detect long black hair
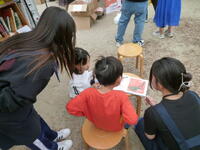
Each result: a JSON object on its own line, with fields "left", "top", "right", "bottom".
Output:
{"left": 0, "top": 6, "right": 76, "bottom": 75}
{"left": 149, "top": 57, "right": 192, "bottom": 93}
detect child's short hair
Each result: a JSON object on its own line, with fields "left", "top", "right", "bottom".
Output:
{"left": 94, "top": 56, "right": 123, "bottom": 86}
{"left": 74, "top": 47, "right": 90, "bottom": 74}
{"left": 150, "top": 57, "right": 192, "bottom": 93}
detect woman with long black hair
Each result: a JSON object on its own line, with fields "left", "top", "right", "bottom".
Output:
{"left": 0, "top": 7, "right": 76, "bottom": 150}
{"left": 135, "top": 57, "right": 200, "bottom": 150}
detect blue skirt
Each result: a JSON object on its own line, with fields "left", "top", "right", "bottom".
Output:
{"left": 154, "top": 0, "right": 181, "bottom": 27}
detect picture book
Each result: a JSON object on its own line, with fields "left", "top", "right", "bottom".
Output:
{"left": 14, "top": 12, "right": 22, "bottom": 29}
{"left": 0, "top": 17, "right": 9, "bottom": 33}
{"left": 0, "top": 2, "right": 28, "bottom": 40}
{"left": 114, "top": 74, "right": 149, "bottom": 97}
{"left": 10, "top": 8, "right": 17, "bottom": 32}
{"left": 6, "top": 16, "right": 11, "bottom": 32}
{"left": 0, "top": 23, "right": 8, "bottom": 37}
{"left": 1, "top": 8, "right": 14, "bottom": 32}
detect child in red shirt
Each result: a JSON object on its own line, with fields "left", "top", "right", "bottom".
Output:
{"left": 66, "top": 56, "right": 138, "bottom": 131}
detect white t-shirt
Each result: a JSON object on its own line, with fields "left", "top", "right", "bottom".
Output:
{"left": 69, "top": 71, "right": 93, "bottom": 98}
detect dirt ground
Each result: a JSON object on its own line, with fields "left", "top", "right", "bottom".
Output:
{"left": 11, "top": 0, "right": 200, "bottom": 149}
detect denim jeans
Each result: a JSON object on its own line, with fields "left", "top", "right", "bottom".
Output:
{"left": 115, "top": 0, "right": 147, "bottom": 43}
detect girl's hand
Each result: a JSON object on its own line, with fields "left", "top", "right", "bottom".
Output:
{"left": 145, "top": 96, "right": 157, "bottom": 106}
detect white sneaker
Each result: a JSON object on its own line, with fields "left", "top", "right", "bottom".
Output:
{"left": 57, "top": 140, "right": 73, "bottom": 150}
{"left": 136, "top": 40, "right": 144, "bottom": 46}
{"left": 54, "top": 128, "right": 71, "bottom": 142}
{"left": 153, "top": 31, "right": 165, "bottom": 39}
{"left": 116, "top": 42, "right": 122, "bottom": 47}
{"left": 165, "top": 30, "right": 174, "bottom": 38}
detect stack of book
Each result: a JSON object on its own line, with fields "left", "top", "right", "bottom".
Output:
{"left": 0, "top": 7, "right": 23, "bottom": 39}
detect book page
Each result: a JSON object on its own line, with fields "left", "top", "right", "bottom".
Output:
{"left": 114, "top": 75, "right": 148, "bottom": 97}
{"left": 17, "top": 25, "right": 31, "bottom": 33}
{"left": 113, "top": 75, "right": 129, "bottom": 91}
{"left": 126, "top": 77, "right": 148, "bottom": 96}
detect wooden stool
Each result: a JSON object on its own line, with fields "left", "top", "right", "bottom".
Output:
{"left": 82, "top": 119, "right": 129, "bottom": 150}
{"left": 117, "top": 43, "right": 144, "bottom": 78}
{"left": 124, "top": 73, "right": 142, "bottom": 117}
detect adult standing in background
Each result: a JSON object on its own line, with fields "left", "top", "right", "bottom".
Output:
{"left": 153, "top": 0, "right": 181, "bottom": 38}
{"left": 0, "top": 7, "right": 76, "bottom": 150}
{"left": 115, "top": 0, "right": 148, "bottom": 47}
{"left": 151, "top": 0, "right": 158, "bottom": 11}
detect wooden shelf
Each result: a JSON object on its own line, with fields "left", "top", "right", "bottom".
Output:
{"left": 0, "top": 34, "right": 10, "bottom": 42}
{"left": 0, "top": 1, "right": 29, "bottom": 42}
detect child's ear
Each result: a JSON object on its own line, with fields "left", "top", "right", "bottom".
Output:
{"left": 115, "top": 76, "right": 122, "bottom": 86}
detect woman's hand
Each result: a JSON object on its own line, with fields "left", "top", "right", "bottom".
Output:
{"left": 145, "top": 96, "right": 157, "bottom": 106}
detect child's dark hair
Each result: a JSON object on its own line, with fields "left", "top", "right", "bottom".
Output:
{"left": 74, "top": 47, "right": 90, "bottom": 74}
{"left": 94, "top": 56, "right": 123, "bottom": 86}
{"left": 149, "top": 57, "right": 192, "bottom": 93}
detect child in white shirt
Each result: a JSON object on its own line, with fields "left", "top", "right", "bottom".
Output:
{"left": 69, "top": 47, "right": 94, "bottom": 98}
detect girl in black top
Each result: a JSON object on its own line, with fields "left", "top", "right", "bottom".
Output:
{"left": 135, "top": 57, "right": 200, "bottom": 150}
{"left": 0, "top": 7, "right": 76, "bottom": 150}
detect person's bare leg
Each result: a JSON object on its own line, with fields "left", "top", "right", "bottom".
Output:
{"left": 153, "top": 27, "right": 165, "bottom": 38}
{"left": 166, "top": 26, "right": 174, "bottom": 37}
{"left": 168, "top": 26, "right": 172, "bottom": 33}
{"left": 159, "top": 27, "right": 164, "bottom": 34}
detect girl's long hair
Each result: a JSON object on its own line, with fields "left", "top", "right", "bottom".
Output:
{"left": 149, "top": 57, "right": 192, "bottom": 93}
{"left": 0, "top": 6, "right": 76, "bottom": 75}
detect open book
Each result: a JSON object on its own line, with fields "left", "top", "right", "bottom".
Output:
{"left": 114, "top": 75, "right": 149, "bottom": 97}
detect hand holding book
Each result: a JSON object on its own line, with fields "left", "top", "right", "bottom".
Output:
{"left": 144, "top": 96, "right": 157, "bottom": 106}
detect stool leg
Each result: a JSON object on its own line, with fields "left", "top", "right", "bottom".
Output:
{"left": 125, "top": 133, "right": 129, "bottom": 150}
{"left": 136, "top": 96, "right": 142, "bottom": 117}
{"left": 139, "top": 54, "right": 144, "bottom": 78}
{"left": 136, "top": 56, "right": 140, "bottom": 69}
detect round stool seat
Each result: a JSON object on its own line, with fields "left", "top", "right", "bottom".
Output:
{"left": 118, "top": 43, "right": 142, "bottom": 57}
{"left": 82, "top": 119, "right": 125, "bottom": 149}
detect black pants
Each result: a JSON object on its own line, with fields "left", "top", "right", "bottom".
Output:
{"left": 151, "top": 0, "right": 158, "bottom": 11}
{"left": 0, "top": 134, "right": 17, "bottom": 150}
{"left": 135, "top": 118, "right": 168, "bottom": 150}
{"left": 0, "top": 117, "right": 57, "bottom": 150}
{"left": 26, "top": 117, "right": 58, "bottom": 150}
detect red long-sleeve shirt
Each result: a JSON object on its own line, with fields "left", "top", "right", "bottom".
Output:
{"left": 66, "top": 88, "right": 138, "bottom": 131}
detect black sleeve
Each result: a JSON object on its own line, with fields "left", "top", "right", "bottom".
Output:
{"left": 0, "top": 86, "right": 34, "bottom": 112}
{"left": 144, "top": 107, "right": 157, "bottom": 135}
{"left": 11, "top": 61, "right": 55, "bottom": 100}
{"left": 0, "top": 59, "right": 55, "bottom": 112}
